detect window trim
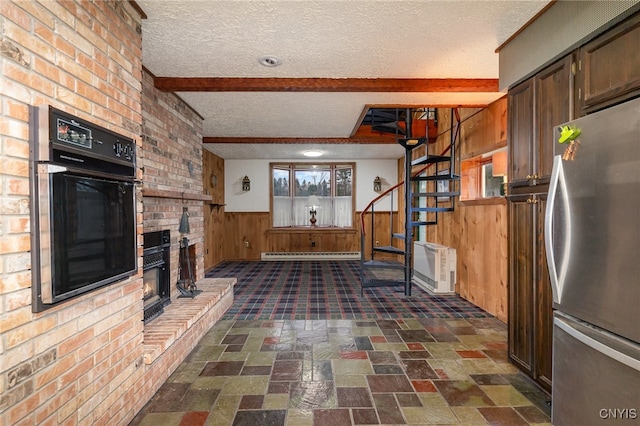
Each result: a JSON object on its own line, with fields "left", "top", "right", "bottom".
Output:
{"left": 269, "top": 162, "right": 356, "bottom": 229}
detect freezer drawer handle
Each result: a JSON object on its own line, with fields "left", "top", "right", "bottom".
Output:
{"left": 555, "top": 317, "right": 640, "bottom": 372}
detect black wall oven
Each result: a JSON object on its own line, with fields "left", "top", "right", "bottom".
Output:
{"left": 30, "top": 106, "right": 138, "bottom": 312}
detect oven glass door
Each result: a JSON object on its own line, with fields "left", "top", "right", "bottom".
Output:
{"left": 50, "top": 171, "right": 136, "bottom": 300}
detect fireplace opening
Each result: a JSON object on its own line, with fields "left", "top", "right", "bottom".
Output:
{"left": 143, "top": 230, "right": 171, "bottom": 322}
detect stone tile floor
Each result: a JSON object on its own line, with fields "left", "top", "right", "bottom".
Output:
{"left": 130, "top": 318, "right": 551, "bottom": 425}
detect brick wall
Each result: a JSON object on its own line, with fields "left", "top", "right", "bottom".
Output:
{"left": 141, "top": 70, "right": 205, "bottom": 288}
{"left": 0, "top": 2, "right": 149, "bottom": 425}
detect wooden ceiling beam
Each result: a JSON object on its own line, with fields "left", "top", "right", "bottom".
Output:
{"left": 155, "top": 77, "right": 498, "bottom": 93}
{"left": 203, "top": 136, "right": 398, "bottom": 144}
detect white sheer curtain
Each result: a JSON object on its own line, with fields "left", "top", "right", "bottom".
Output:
{"left": 273, "top": 196, "right": 292, "bottom": 227}
{"left": 292, "top": 197, "right": 309, "bottom": 226}
{"left": 274, "top": 196, "right": 351, "bottom": 227}
{"left": 334, "top": 196, "right": 352, "bottom": 227}
{"left": 315, "top": 197, "right": 331, "bottom": 226}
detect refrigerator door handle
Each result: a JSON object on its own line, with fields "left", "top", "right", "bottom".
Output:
{"left": 545, "top": 155, "right": 571, "bottom": 304}
{"left": 555, "top": 317, "right": 640, "bottom": 372}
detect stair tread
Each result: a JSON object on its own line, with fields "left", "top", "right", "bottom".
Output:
{"left": 361, "top": 264, "right": 406, "bottom": 284}
{"left": 397, "top": 137, "right": 428, "bottom": 150}
{"left": 411, "top": 206, "right": 455, "bottom": 213}
{"left": 373, "top": 245, "right": 404, "bottom": 255}
{"left": 411, "top": 175, "right": 460, "bottom": 182}
{"left": 412, "top": 191, "right": 459, "bottom": 197}
{"left": 361, "top": 279, "right": 405, "bottom": 288}
{"left": 411, "top": 221, "right": 437, "bottom": 226}
{"left": 362, "top": 259, "right": 406, "bottom": 269}
{"left": 411, "top": 155, "right": 452, "bottom": 165}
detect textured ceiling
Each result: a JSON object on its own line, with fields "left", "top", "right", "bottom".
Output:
{"left": 137, "top": 0, "right": 550, "bottom": 159}
{"left": 203, "top": 142, "right": 406, "bottom": 160}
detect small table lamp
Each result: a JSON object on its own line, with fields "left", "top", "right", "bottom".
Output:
{"left": 307, "top": 195, "right": 320, "bottom": 226}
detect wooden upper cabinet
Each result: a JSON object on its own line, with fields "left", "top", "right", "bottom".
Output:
{"left": 578, "top": 11, "right": 640, "bottom": 115}
{"left": 534, "top": 55, "right": 573, "bottom": 185}
{"left": 508, "top": 55, "right": 573, "bottom": 189}
{"left": 508, "top": 79, "right": 534, "bottom": 188}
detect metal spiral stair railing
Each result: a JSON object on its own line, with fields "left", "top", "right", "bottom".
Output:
{"left": 360, "top": 108, "right": 461, "bottom": 296}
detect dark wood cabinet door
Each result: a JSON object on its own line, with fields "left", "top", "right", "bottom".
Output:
{"left": 578, "top": 11, "right": 640, "bottom": 114}
{"left": 535, "top": 56, "right": 573, "bottom": 184}
{"left": 508, "top": 194, "right": 534, "bottom": 374}
{"left": 509, "top": 192, "right": 553, "bottom": 391}
{"left": 508, "top": 80, "right": 534, "bottom": 188}
{"left": 534, "top": 193, "right": 552, "bottom": 392}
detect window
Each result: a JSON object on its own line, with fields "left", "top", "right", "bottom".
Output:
{"left": 272, "top": 163, "right": 354, "bottom": 228}
{"left": 460, "top": 148, "right": 507, "bottom": 201}
{"left": 481, "top": 162, "right": 505, "bottom": 198}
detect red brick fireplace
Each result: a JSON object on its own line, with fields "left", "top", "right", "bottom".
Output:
{"left": 0, "top": 3, "right": 234, "bottom": 425}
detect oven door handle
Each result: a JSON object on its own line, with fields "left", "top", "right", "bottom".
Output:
{"left": 40, "top": 163, "right": 68, "bottom": 174}
{"left": 35, "top": 163, "right": 75, "bottom": 304}
{"left": 41, "top": 162, "right": 136, "bottom": 183}
{"left": 35, "top": 163, "right": 61, "bottom": 303}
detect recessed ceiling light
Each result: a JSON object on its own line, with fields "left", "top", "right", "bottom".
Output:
{"left": 303, "top": 150, "right": 323, "bottom": 157}
{"left": 258, "top": 55, "right": 282, "bottom": 67}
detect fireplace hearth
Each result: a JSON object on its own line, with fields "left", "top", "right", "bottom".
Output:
{"left": 143, "top": 230, "right": 171, "bottom": 322}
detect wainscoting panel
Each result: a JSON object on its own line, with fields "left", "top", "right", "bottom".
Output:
{"left": 222, "top": 211, "right": 395, "bottom": 262}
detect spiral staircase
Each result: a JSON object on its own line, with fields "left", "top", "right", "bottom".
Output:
{"left": 359, "top": 108, "right": 461, "bottom": 296}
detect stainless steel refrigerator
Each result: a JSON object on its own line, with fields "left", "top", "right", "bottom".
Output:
{"left": 545, "top": 97, "right": 640, "bottom": 425}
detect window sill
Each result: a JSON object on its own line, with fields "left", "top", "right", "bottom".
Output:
{"left": 267, "top": 227, "right": 358, "bottom": 234}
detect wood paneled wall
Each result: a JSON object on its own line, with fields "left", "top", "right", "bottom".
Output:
{"left": 419, "top": 98, "right": 509, "bottom": 323}
{"left": 425, "top": 200, "right": 508, "bottom": 323}
{"left": 223, "top": 212, "right": 270, "bottom": 260}
{"left": 203, "top": 149, "right": 226, "bottom": 269}
{"left": 221, "top": 211, "right": 393, "bottom": 261}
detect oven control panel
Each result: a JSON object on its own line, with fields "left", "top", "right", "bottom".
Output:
{"left": 113, "top": 141, "right": 135, "bottom": 161}
{"left": 39, "top": 106, "right": 136, "bottom": 174}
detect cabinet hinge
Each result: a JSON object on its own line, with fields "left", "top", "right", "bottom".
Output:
{"left": 571, "top": 62, "right": 577, "bottom": 76}
{"left": 578, "top": 59, "right": 582, "bottom": 71}
{"left": 578, "top": 87, "right": 582, "bottom": 100}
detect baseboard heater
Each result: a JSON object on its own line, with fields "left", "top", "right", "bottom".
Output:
{"left": 261, "top": 252, "right": 361, "bottom": 261}
{"left": 412, "top": 241, "right": 456, "bottom": 294}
